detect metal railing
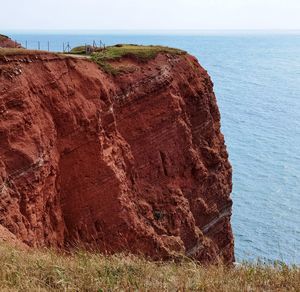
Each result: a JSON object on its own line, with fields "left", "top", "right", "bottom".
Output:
{"left": 13, "top": 39, "right": 106, "bottom": 53}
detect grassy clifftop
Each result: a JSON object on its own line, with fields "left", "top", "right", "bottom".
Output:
{"left": 70, "top": 44, "right": 185, "bottom": 59}
{"left": 0, "top": 244, "right": 299, "bottom": 291}
{"left": 70, "top": 44, "right": 186, "bottom": 75}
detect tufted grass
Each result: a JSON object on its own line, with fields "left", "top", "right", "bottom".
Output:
{"left": 0, "top": 48, "right": 44, "bottom": 56}
{"left": 68, "top": 45, "right": 90, "bottom": 55}
{"left": 92, "top": 44, "right": 185, "bottom": 61}
{"left": 70, "top": 44, "right": 185, "bottom": 59}
{"left": 0, "top": 243, "right": 299, "bottom": 291}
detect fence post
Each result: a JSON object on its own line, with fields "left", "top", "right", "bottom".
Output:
{"left": 25, "top": 40, "right": 27, "bottom": 49}
{"left": 47, "top": 41, "right": 50, "bottom": 52}
{"left": 38, "top": 41, "right": 40, "bottom": 50}
{"left": 63, "top": 42, "right": 65, "bottom": 53}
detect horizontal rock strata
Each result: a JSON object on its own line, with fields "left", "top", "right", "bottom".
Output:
{"left": 0, "top": 49, "right": 234, "bottom": 263}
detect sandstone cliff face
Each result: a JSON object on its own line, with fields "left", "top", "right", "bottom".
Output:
{"left": 0, "top": 50, "right": 234, "bottom": 263}
{"left": 0, "top": 35, "right": 21, "bottom": 48}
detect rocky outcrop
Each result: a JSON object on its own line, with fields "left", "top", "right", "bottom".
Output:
{"left": 0, "top": 50, "right": 234, "bottom": 263}
{"left": 0, "top": 35, "right": 21, "bottom": 48}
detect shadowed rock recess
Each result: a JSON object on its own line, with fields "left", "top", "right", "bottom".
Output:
{"left": 0, "top": 47, "right": 234, "bottom": 263}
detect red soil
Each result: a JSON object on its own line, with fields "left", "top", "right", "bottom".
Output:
{"left": 0, "top": 35, "right": 21, "bottom": 48}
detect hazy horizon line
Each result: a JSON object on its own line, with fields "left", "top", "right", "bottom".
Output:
{"left": 3, "top": 29, "right": 300, "bottom": 36}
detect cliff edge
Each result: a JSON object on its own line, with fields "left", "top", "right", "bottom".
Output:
{"left": 0, "top": 45, "right": 234, "bottom": 263}
{"left": 0, "top": 35, "right": 21, "bottom": 48}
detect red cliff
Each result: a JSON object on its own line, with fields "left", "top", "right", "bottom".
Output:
{"left": 0, "top": 48, "right": 234, "bottom": 263}
{"left": 0, "top": 35, "right": 21, "bottom": 48}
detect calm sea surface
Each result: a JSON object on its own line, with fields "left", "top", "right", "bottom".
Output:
{"left": 6, "top": 32, "right": 300, "bottom": 264}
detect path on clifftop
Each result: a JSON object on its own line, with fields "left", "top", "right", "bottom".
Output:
{"left": 63, "top": 54, "right": 91, "bottom": 59}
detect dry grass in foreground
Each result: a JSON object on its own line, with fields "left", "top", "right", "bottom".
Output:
{"left": 0, "top": 244, "right": 299, "bottom": 291}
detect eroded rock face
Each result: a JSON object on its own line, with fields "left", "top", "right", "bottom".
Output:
{"left": 0, "top": 35, "right": 21, "bottom": 48}
{"left": 0, "top": 51, "right": 234, "bottom": 263}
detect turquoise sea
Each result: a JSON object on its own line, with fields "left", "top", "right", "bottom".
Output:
{"left": 5, "top": 31, "right": 300, "bottom": 264}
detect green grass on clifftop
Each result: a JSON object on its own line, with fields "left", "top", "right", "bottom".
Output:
{"left": 91, "top": 44, "right": 185, "bottom": 60}
{"left": 0, "top": 244, "right": 299, "bottom": 291}
{"left": 70, "top": 44, "right": 186, "bottom": 75}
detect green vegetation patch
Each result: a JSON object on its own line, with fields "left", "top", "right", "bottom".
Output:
{"left": 92, "top": 44, "right": 185, "bottom": 61}
{"left": 70, "top": 44, "right": 186, "bottom": 75}
{"left": 69, "top": 45, "right": 92, "bottom": 55}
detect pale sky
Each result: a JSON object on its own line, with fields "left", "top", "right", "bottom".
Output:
{"left": 1, "top": 0, "right": 300, "bottom": 31}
